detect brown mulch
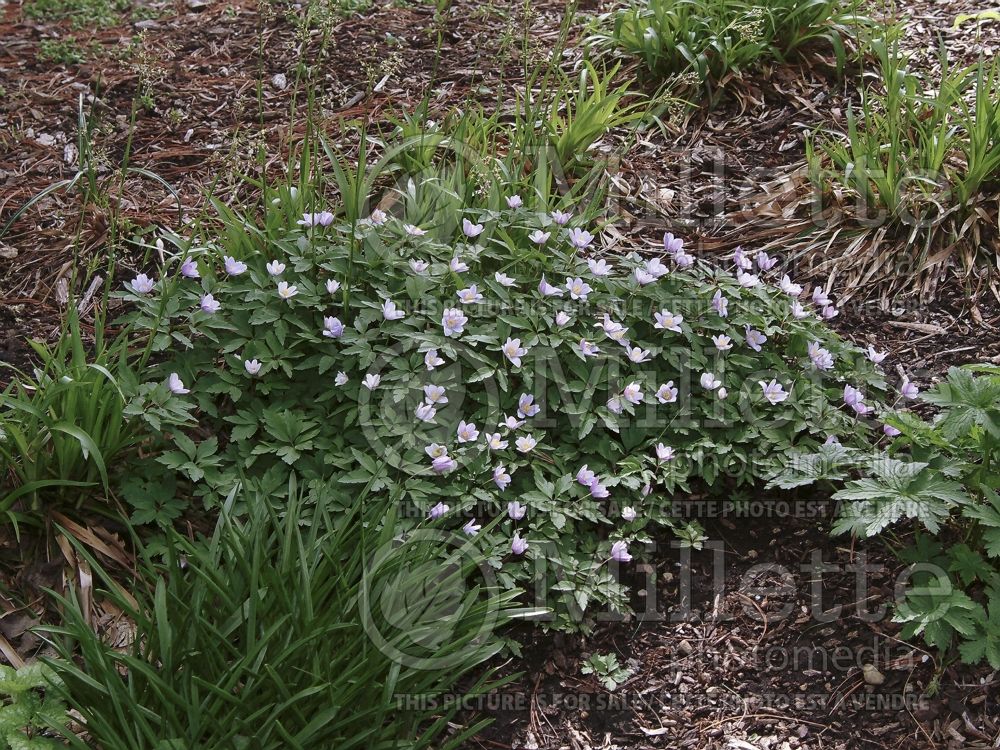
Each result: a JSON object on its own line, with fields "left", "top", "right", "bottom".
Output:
{"left": 3, "top": 0, "right": 1000, "bottom": 748}
{"left": 458, "top": 510, "right": 1000, "bottom": 750}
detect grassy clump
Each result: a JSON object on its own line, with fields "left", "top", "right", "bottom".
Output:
{"left": 591, "top": 0, "right": 867, "bottom": 98}
{"left": 45, "top": 479, "right": 519, "bottom": 748}
{"left": 0, "top": 309, "right": 157, "bottom": 532}
{"left": 25, "top": 0, "right": 131, "bottom": 28}
{"left": 805, "top": 41, "right": 1000, "bottom": 295}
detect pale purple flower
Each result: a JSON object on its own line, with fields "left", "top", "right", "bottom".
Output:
{"left": 495, "top": 271, "right": 516, "bottom": 288}
{"left": 457, "top": 285, "right": 483, "bottom": 305}
{"left": 200, "top": 294, "right": 221, "bottom": 314}
{"left": 566, "top": 277, "right": 592, "bottom": 300}
{"left": 590, "top": 481, "right": 610, "bottom": 499}
{"left": 718, "top": 387, "right": 728, "bottom": 400}
{"left": 409, "top": 259, "right": 429, "bottom": 274}
{"left": 507, "top": 500, "right": 526, "bottom": 519}
{"left": 369, "top": 209, "right": 388, "bottom": 225}
{"left": 379, "top": 299, "right": 403, "bottom": 320}
{"left": 462, "top": 218, "right": 484, "bottom": 238}
{"left": 646, "top": 257, "right": 669, "bottom": 279}
{"left": 423, "top": 384, "right": 448, "bottom": 405}
{"left": 663, "top": 232, "right": 684, "bottom": 254}
{"left": 428, "top": 502, "right": 449, "bottom": 519}
{"left": 610, "top": 541, "right": 631, "bottom": 563}
{"left": 506, "top": 195, "right": 522, "bottom": 209}
{"left": 424, "top": 349, "right": 444, "bottom": 371}
{"left": 529, "top": 229, "right": 550, "bottom": 245}
{"left": 511, "top": 534, "right": 528, "bottom": 555}
{"left": 551, "top": 210, "right": 572, "bottom": 225}
{"left": 653, "top": 309, "right": 683, "bottom": 333}
{"left": 655, "top": 443, "right": 675, "bottom": 462}
{"left": 494, "top": 465, "right": 512, "bottom": 491}
{"left": 415, "top": 402, "right": 437, "bottom": 423}
{"left": 567, "top": 227, "right": 594, "bottom": 250}
{"left": 298, "top": 211, "right": 334, "bottom": 227}
{"left": 884, "top": 424, "right": 901, "bottom": 437}
{"left": 737, "top": 271, "right": 760, "bottom": 288}
{"left": 502, "top": 337, "right": 528, "bottom": 367}
{"left": 759, "top": 379, "right": 789, "bottom": 405}
{"left": 502, "top": 415, "right": 525, "bottom": 430}
{"left": 486, "top": 432, "right": 508, "bottom": 450}
{"left": 425, "top": 443, "right": 448, "bottom": 459}
{"left": 579, "top": 339, "right": 600, "bottom": 358}
{"left": 674, "top": 251, "right": 694, "bottom": 268}
{"left": 577, "top": 465, "right": 597, "bottom": 486}
{"left": 607, "top": 397, "right": 623, "bottom": 414}
{"left": 517, "top": 393, "right": 540, "bottom": 418}
{"left": 791, "top": 301, "right": 809, "bottom": 319}
{"left": 432, "top": 455, "right": 457, "bottom": 474}
{"left": 824, "top": 435, "right": 841, "bottom": 446}
{"left": 756, "top": 251, "right": 778, "bottom": 271}
{"left": 180, "top": 259, "right": 199, "bottom": 279}
{"left": 462, "top": 519, "right": 482, "bottom": 536}
{"left": 363, "top": 373, "right": 381, "bottom": 390}
{"left": 266, "top": 260, "right": 286, "bottom": 276}
{"left": 595, "top": 314, "right": 628, "bottom": 342}
{"left": 515, "top": 435, "right": 537, "bottom": 453}
{"left": 807, "top": 341, "right": 834, "bottom": 370}
{"left": 244, "top": 359, "right": 261, "bottom": 375}
{"left": 622, "top": 506, "right": 637, "bottom": 522}
{"left": 811, "top": 286, "right": 831, "bottom": 307}
{"left": 700, "top": 372, "right": 721, "bottom": 390}
{"left": 449, "top": 256, "right": 469, "bottom": 273}
{"left": 843, "top": 385, "right": 870, "bottom": 415}
{"left": 711, "top": 290, "right": 729, "bottom": 317}
{"left": 745, "top": 325, "right": 766, "bottom": 352}
{"left": 326, "top": 279, "right": 341, "bottom": 294}
{"left": 457, "top": 420, "right": 479, "bottom": 443}
{"left": 901, "top": 377, "right": 919, "bottom": 399}
{"left": 403, "top": 223, "right": 426, "bottom": 237}
{"left": 277, "top": 281, "right": 298, "bottom": 300}
{"left": 778, "top": 275, "right": 801, "bottom": 295}
{"left": 622, "top": 382, "right": 644, "bottom": 405}
{"left": 130, "top": 273, "right": 155, "bottom": 294}
{"left": 656, "top": 382, "right": 678, "bottom": 403}
{"left": 733, "top": 246, "right": 753, "bottom": 270}
{"left": 712, "top": 334, "right": 732, "bottom": 351}
{"left": 634, "top": 268, "right": 656, "bottom": 286}
{"left": 538, "top": 276, "right": 564, "bottom": 297}
{"left": 587, "top": 258, "right": 612, "bottom": 276}
{"left": 555, "top": 311, "right": 571, "bottom": 326}
{"left": 323, "top": 316, "right": 344, "bottom": 338}
{"left": 167, "top": 373, "right": 189, "bottom": 395}
{"left": 821, "top": 305, "right": 838, "bottom": 320}
{"left": 335, "top": 371, "right": 348, "bottom": 386}
{"left": 866, "top": 346, "right": 887, "bottom": 364}
{"left": 441, "top": 308, "right": 468, "bottom": 337}
{"left": 224, "top": 256, "right": 247, "bottom": 275}
{"left": 626, "top": 346, "right": 651, "bottom": 363}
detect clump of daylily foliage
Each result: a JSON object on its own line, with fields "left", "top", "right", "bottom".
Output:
{"left": 120, "top": 187, "right": 893, "bottom": 629}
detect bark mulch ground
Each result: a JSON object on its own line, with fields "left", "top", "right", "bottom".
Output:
{"left": 458, "top": 509, "right": 999, "bottom": 750}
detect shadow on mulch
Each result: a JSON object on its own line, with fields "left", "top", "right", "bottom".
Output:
{"left": 456, "top": 507, "right": 998, "bottom": 750}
